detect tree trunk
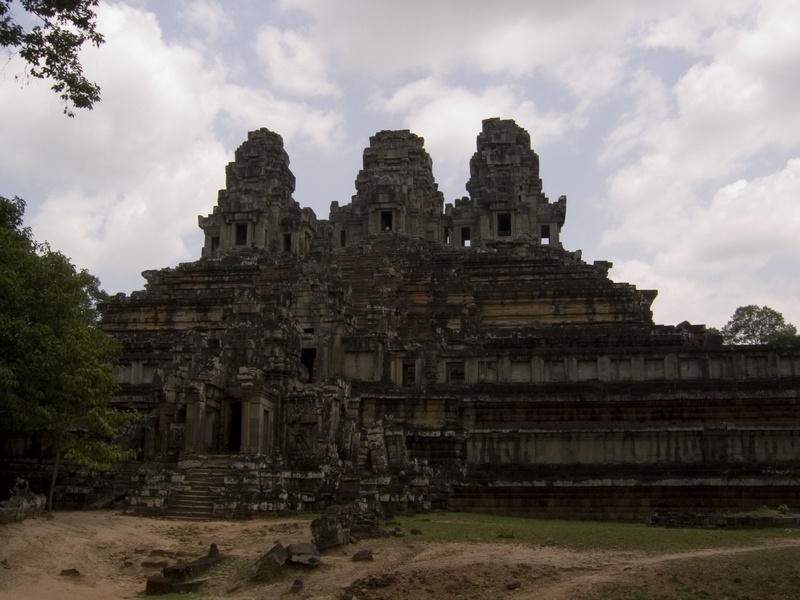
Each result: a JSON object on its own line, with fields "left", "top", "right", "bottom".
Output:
{"left": 48, "top": 448, "right": 61, "bottom": 515}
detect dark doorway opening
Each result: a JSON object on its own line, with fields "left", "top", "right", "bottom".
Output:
{"left": 235, "top": 223, "right": 247, "bottom": 246}
{"left": 461, "top": 226, "right": 471, "bottom": 247}
{"left": 402, "top": 360, "right": 416, "bottom": 387}
{"left": 227, "top": 403, "right": 242, "bottom": 452}
{"left": 381, "top": 211, "right": 393, "bottom": 231}
{"left": 497, "top": 213, "right": 511, "bottom": 237}
{"left": 301, "top": 348, "right": 317, "bottom": 383}
{"left": 283, "top": 233, "right": 292, "bottom": 252}
{"left": 540, "top": 224, "right": 551, "bottom": 244}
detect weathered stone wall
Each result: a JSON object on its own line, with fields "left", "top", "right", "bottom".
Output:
{"left": 84, "top": 118, "right": 800, "bottom": 520}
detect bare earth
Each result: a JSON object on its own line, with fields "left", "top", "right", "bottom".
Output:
{"left": 2, "top": 511, "right": 799, "bottom": 600}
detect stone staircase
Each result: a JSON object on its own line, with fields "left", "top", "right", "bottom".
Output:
{"left": 164, "top": 460, "right": 229, "bottom": 521}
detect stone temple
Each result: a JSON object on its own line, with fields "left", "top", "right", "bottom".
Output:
{"left": 92, "top": 118, "right": 800, "bottom": 519}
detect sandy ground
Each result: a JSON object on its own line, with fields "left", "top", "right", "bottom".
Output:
{"left": 2, "top": 511, "right": 800, "bottom": 600}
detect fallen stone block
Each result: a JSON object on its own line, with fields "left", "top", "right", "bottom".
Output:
{"left": 252, "top": 542, "right": 288, "bottom": 581}
{"left": 162, "top": 556, "right": 221, "bottom": 583}
{"left": 145, "top": 574, "right": 173, "bottom": 595}
{"left": 311, "top": 509, "right": 353, "bottom": 550}
{"left": 287, "top": 542, "right": 320, "bottom": 566}
{"left": 0, "top": 495, "right": 46, "bottom": 524}
{"left": 352, "top": 549, "right": 373, "bottom": 562}
{"left": 171, "top": 577, "right": 209, "bottom": 593}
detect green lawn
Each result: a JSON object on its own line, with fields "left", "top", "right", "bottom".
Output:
{"left": 395, "top": 511, "right": 800, "bottom": 553}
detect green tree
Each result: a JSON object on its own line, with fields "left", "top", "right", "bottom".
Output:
{"left": 721, "top": 305, "right": 799, "bottom": 346}
{"left": 0, "top": 195, "right": 133, "bottom": 512}
{"left": 1, "top": 0, "right": 104, "bottom": 116}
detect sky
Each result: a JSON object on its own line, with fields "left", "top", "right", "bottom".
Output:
{"left": 1, "top": 0, "right": 799, "bottom": 329}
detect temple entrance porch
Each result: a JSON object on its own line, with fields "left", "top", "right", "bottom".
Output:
{"left": 184, "top": 386, "right": 277, "bottom": 455}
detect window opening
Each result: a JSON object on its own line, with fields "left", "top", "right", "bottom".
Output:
{"left": 461, "top": 227, "right": 471, "bottom": 247}
{"left": 478, "top": 360, "right": 497, "bottom": 382}
{"left": 540, "top": 224, "right": 551, "bottom": 245}
{"left": 283, "top": 233, "right": 292, "bottom": 252}
{"left": 446, "top": 362, "right": 465, "bottom": 384}
{"left": 300, "top": 348, "right": 316, "bottom": 383}
{"left": 210, "top": 236, "right": 219, "bottom": 252}
{"left": 402, "top": 360, "right": 416, "bottom": 387}
{"left": 340, "top": 229, "right": 346, "bottom": 247}
{"left": 235, "top": 223, "right": 248, "bottom": 246}
{"left": 497, "top": 213, "right": 511, "bottom": 237}
{"left": 381, "top": 211, "right": 393, "bottom": 231}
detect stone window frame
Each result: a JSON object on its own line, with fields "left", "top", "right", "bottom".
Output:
{"left": 477, "top": 359, "right": 498, "bottom": 382}
{"left": 446, "top": 361, "right": 466, "bottom": 385}
{"left": 401, "top": 359, "right": 417, "bottom": 387}
{"left": 497, "top": 212, "right": 512, "bottom": 237}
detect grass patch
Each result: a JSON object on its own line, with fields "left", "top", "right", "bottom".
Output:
{"left": 588, "top": 582, "right": 673, "bottom": 600}
{"left": 394, "top": 512, "right": 800, "bottom": 553}
{"left": 496, "top": 526, "right": 516, "bottom": 539}
{"left": 208, "top": 556, "right": 252, "bottom": 581}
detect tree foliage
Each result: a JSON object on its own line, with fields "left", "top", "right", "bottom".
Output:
{"left": 721, "top": 305, "right": 799, "bottom": 346}
{"left": 0, "top": 195, "right": 133, "bottom": 509}
{"left": 1, "top": 0, "right": 104, "bottom": 116}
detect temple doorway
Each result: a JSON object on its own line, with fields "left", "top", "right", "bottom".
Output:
{"left": 227, "top": 402, "right": 242, "bottom": 452}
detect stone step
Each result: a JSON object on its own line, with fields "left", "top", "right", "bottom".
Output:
{"left": 159, "top": 457, "right": 242, "bottom": 520}
{"left": 163, "top": 512, "right": 213, "bottom": 521}
{"left": 169, "top": 493, "right": 217, "bottom": 504}
{"left": 168, "top": 505, "right": 214, "bottom": 512}
{"left": 179, "top": 489, "right": 218, "bottom": 497}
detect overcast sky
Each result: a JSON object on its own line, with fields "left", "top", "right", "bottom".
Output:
{"left": 2, "top": 0, "right": 799, "bottom": 329}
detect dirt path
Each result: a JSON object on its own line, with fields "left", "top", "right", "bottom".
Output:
{"left": 1, "top": 511, "right": 797, "bottom": 599}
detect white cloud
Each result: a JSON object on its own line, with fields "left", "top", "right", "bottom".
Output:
{"left": 662, "top": 159, "right": 800, "bottom": 274}
{"left": 217, "top": 84, "right": 344, "bottom": 150}
{"left": 599, "top": 69, "right": 672, "bottom": 166}
{"left": 2, "top": 0, "right": 798, "bottom": 333}
{"left": 0, "top": 2, "right": 345, "bottom": 294}
{"left": 611, "top": 158, "right": 800, "bottom": 327}
{"left": 600, "top": 0, "right": 800, "bottom": 249}
{"left": 177, "top": 0, "right": 234, "bottom": 42}
{"left": 372, "top": 78, "right": 574, "bottom": 197}
{"left": 274, "top": 0, "right": 657, "bottom": 100}
{"left": 254, "top": 25, "right": 340, "bottom": 97}
{"left": 30, "top": 138, "right": 228, "bottom": 293}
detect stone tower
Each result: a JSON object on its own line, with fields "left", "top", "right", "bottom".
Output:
{"left": 329, "top": 129, "right": 447, "bottom": 248}
{"left": 198, "top": 128, "right": 316, "bottom": 257}
{"left": 448, "top": 118, "right": 566, "bottom": 246}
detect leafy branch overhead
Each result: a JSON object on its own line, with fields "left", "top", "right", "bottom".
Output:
{"left": 0, "top": 0, "right": 104, "bottom": 116}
